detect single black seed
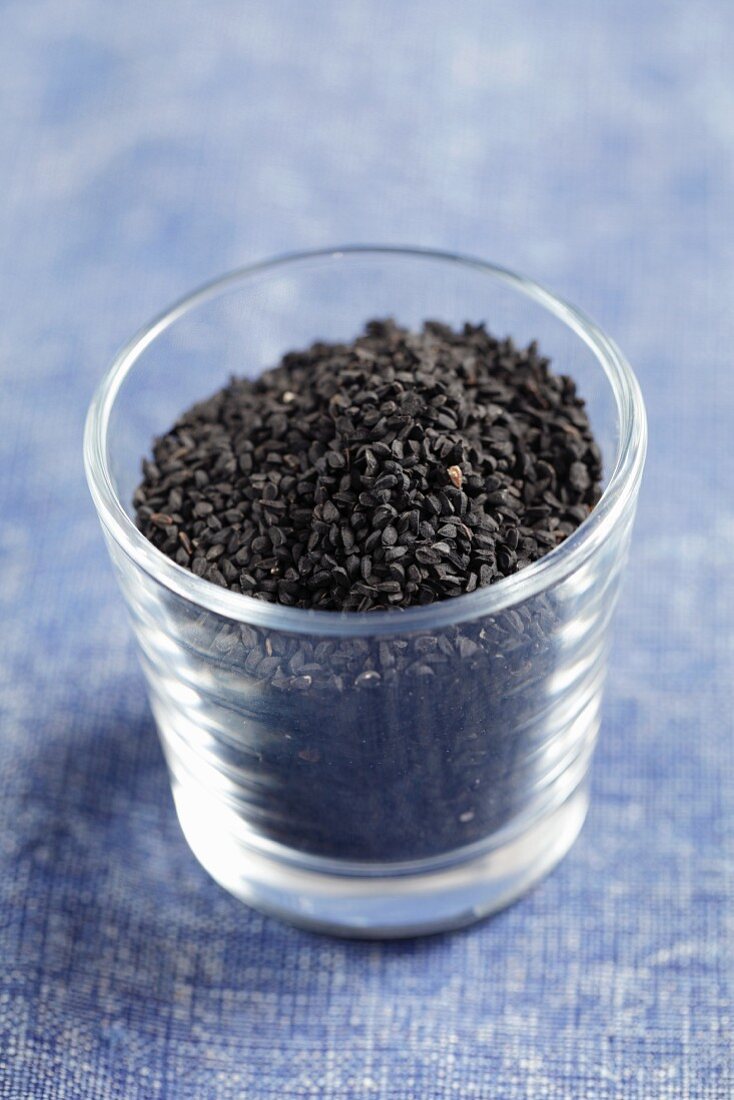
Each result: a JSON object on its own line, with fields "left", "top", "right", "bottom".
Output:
{"left": 480, "top": 563, "right": 495, "bottom": 585}
{"left": 408, "top": 663, "right": 436, "bottom": 678}
{"left": 291, "top": 675, "right": 313, "bottom": 691}
{"left": 355, "top": 670, "right": 382, "bottom": 688}
{"left": 457, "top": 637, "right": 480, "bottom": 659}
{"left": 569, "top": 461, "right": 592, "bottom": 492}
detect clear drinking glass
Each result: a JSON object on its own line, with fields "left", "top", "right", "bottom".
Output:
{"left": 84, "top": 247, "right": 646, "bottom": 937}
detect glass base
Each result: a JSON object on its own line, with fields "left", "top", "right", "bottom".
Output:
{"left": 172, "top": 781, "right": 589, "bottom": 938}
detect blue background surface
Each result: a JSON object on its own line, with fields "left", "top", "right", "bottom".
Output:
{"left": 1, "top": 1, "right": 732, "bottom": 1096}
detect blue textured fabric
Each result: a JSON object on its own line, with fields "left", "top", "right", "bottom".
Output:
{"left": 1, "top": 1, "right": 732, "bottom": 1096}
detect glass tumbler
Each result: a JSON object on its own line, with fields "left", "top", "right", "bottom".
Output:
{"left": 84, "top": 247, "right": 646, "bottom": 937}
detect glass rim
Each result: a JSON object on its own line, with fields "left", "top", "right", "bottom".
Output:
{"left": 84, "top": 245, "right": 647, "bottom": 637}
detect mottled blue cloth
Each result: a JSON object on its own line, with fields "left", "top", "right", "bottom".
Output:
{"left": 1, "top": 1, "right": 732, "bottom": 1096}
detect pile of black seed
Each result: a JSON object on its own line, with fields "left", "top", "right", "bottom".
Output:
{"left": 134, "top": 319, "right": 602, "bottom": 609}
{"left": 133, "top": 320, "right": 604, "bottom": 860}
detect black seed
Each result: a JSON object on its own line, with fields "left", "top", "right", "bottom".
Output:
{"left": 407, "top": 662, "right": 435, "bottom": 678}
{"left": 569, "top": 461, "right": 592, "bottom": 492}
{"left": 355, "top": 670, "right": 382, "bottom": 688}
{"left": 415, "top": 547, "right": 440, "bottom": 565}
{"left": 480, "top": 563, "right": 495, "bottom": 585}
{"left": 134, "top": 318, "right": 601, "bottom": 618}
{"left": 457, "top": 637, "right": 480, "bottom": 659}
{"left": 291, "top": 675, "right": 313, "bottom": 691}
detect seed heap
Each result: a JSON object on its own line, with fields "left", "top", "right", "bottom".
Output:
{"left": 134, "top": 319, "right": 602, "bottom": 609}
{"left": 134, "top": 321, "right": 605, "bottom": 859}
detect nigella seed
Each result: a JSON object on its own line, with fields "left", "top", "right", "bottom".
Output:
{"left": 457, "top": 637, "right": 480, "bottom": 659}
{"left": 364, "top": 530, "right": 382, "bottom": 554}
{"left": 150, "top": 512, "right": 174, "bottom": 527}
{"left": 479, "top": 563, "right": 494, "bottom": 585}
{"left": 568, "top": 461, "right": 592, "bottom": 492}
{"left": 372, "top": 505, "right": 397, "bottom": 529}
{"left": 497, "top": 547, "right": 517, "bottom": 572}
{"left": 355, "top": 670, "right": 382, "bottom": 688}
{"left": 135, "top": 318, "right": 601, "bottom": 619}
{"left": 407, "top": 662, "right": 435, "bottom": 678}
{"left": 376, "top": 580, "right": 402, "bottom": 594}
{"left": 415, "top": 547, "right": 440, "bottom": 565}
